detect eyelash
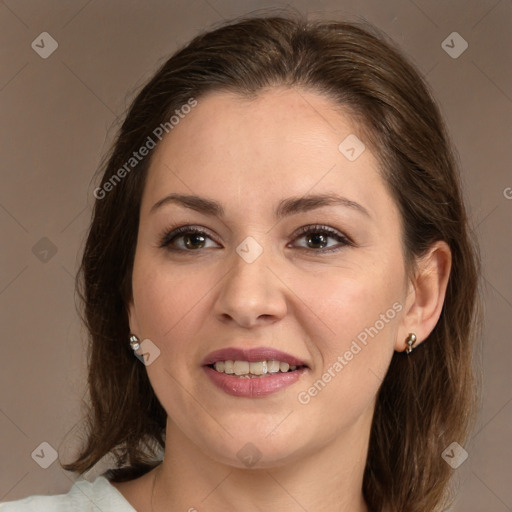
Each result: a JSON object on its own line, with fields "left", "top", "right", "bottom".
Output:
{"left": 157, "top": 224, "right": 354, "bottom": 254}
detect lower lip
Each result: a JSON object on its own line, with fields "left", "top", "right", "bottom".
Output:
{"left": 203, "top": 366, "right": 307, "bottom": 397}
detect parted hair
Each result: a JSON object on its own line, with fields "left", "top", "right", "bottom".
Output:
{"left": 62, "top": 10, "right": 482, "bottom": 512}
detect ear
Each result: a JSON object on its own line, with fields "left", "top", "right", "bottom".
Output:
{"left": 395, "top": 240, "right": 452, "bottom": 352}
{"left": 126, "top": 296, "right": 141, "bottom": 337}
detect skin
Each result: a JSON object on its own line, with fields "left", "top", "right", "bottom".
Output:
{"left": 112, "top": 87, "right": 451, "bottom": 511}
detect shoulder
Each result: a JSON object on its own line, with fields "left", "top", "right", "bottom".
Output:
{"left": 0, "top": 476, "right": 136, "bottom": 512}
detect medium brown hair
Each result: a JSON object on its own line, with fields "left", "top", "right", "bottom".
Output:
{"left": 63, "top": 10, "right": 482, "bottom": 512}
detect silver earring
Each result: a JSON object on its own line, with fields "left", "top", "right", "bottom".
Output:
{"left": 129, "top": 334, "right": 140, "bottom": 351}
{"left": 405, "top": 333, "right": 417, "bottom": 354}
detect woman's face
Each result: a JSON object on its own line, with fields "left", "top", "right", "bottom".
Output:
{"left": 128, "top": 87, "right": 411, "bottom": 468}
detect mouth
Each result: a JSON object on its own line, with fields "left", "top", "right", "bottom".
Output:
{"left": 202, "top": 346, "right": 309, "bottom": 397}
{"left": 206, "top": 359, "right": 306, "bottom": 378}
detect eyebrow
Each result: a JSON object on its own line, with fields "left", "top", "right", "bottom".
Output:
{"left": 149, "top": 192, "right": 371, "bottom": 219}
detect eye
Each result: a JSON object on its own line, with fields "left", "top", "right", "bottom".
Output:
{"left": 158, "top": 226, "right": 219, "bottom": 251}
{"left": 290, "top": 224, "right": 353, "bottom": 253}
{"left": 158, "top": 224, "right": 353, "bottom": 254}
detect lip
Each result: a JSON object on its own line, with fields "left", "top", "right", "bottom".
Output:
{"left": 203, "top": 366, "right": 308, "bottom": 398}
{"left": 202, "top": 346, "right": 307, "bottom": 367}
{"left": 202, "top": 346, "right": 308, "bottom": 398}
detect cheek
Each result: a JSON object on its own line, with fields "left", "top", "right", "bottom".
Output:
{"left": 130, "top": 255, "right": 213, "bottom": 354}
{"left": 295, "top": 266, "right": 401, "bottom": 346}
{"left": 292, "top": 262, "right": 401, "bottom": 398}
{"left": 130, "top": 257, "right": 215, "bottom": 424}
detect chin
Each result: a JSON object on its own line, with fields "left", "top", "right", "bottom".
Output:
{"left": 194, "top": 424, "right": 313, "bottom": 470}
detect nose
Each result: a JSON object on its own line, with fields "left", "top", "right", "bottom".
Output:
{"left": 213, "top": 244, "right": 288, "bottom": 328}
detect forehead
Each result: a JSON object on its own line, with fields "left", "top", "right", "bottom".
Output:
{"left": 142, "top": 87, "right": 391, "bottom": 220}
{"left": 151, "top": 86, "right": 364, "bottom": 165}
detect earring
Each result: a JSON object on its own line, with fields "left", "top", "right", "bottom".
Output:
{"left": 405, "top": 333, "right": 417, "bottom": 354}
{"left": 129, "top": 334, "right": 140, "bottom": 351}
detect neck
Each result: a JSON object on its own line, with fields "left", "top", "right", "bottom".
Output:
{"left": 151, "top": 417, "right": 371, "bottom": 512}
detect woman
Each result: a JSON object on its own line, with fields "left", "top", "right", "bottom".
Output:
{"left": 2, "top": 10, "right": 482, "bottom": 512}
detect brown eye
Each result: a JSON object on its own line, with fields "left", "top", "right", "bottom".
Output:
{"left": 159, "top": 226, "right": 219, "bottom": 251}
{"left": 291, "top": 225, "right": 353, "bottom": 253}
{"left": 181, "top": 232, "right": 207, "bottom": 250}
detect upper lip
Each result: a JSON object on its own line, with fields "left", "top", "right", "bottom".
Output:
{"left": 202, "top": 346, "right": 308, "bottom": 367}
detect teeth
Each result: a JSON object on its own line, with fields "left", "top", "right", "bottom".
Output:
{"left": 249, "top": 361, "right": 264, "bottom": 375}
{"left": 211, "top": 359, "right": 301, "bottom": 376}
{"left": 233, "top": 361, "right": 250, "bottom": 375}
{"left": 268, "top": 360, "right": 280, "bottom": 373}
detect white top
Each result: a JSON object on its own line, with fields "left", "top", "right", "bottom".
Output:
{"left": 0, "top": 476, "right": 135, "bottom": 511}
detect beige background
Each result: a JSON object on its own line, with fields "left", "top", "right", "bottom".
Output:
{"left": 1, "top": 0, "right": 511, "bottom": 510}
